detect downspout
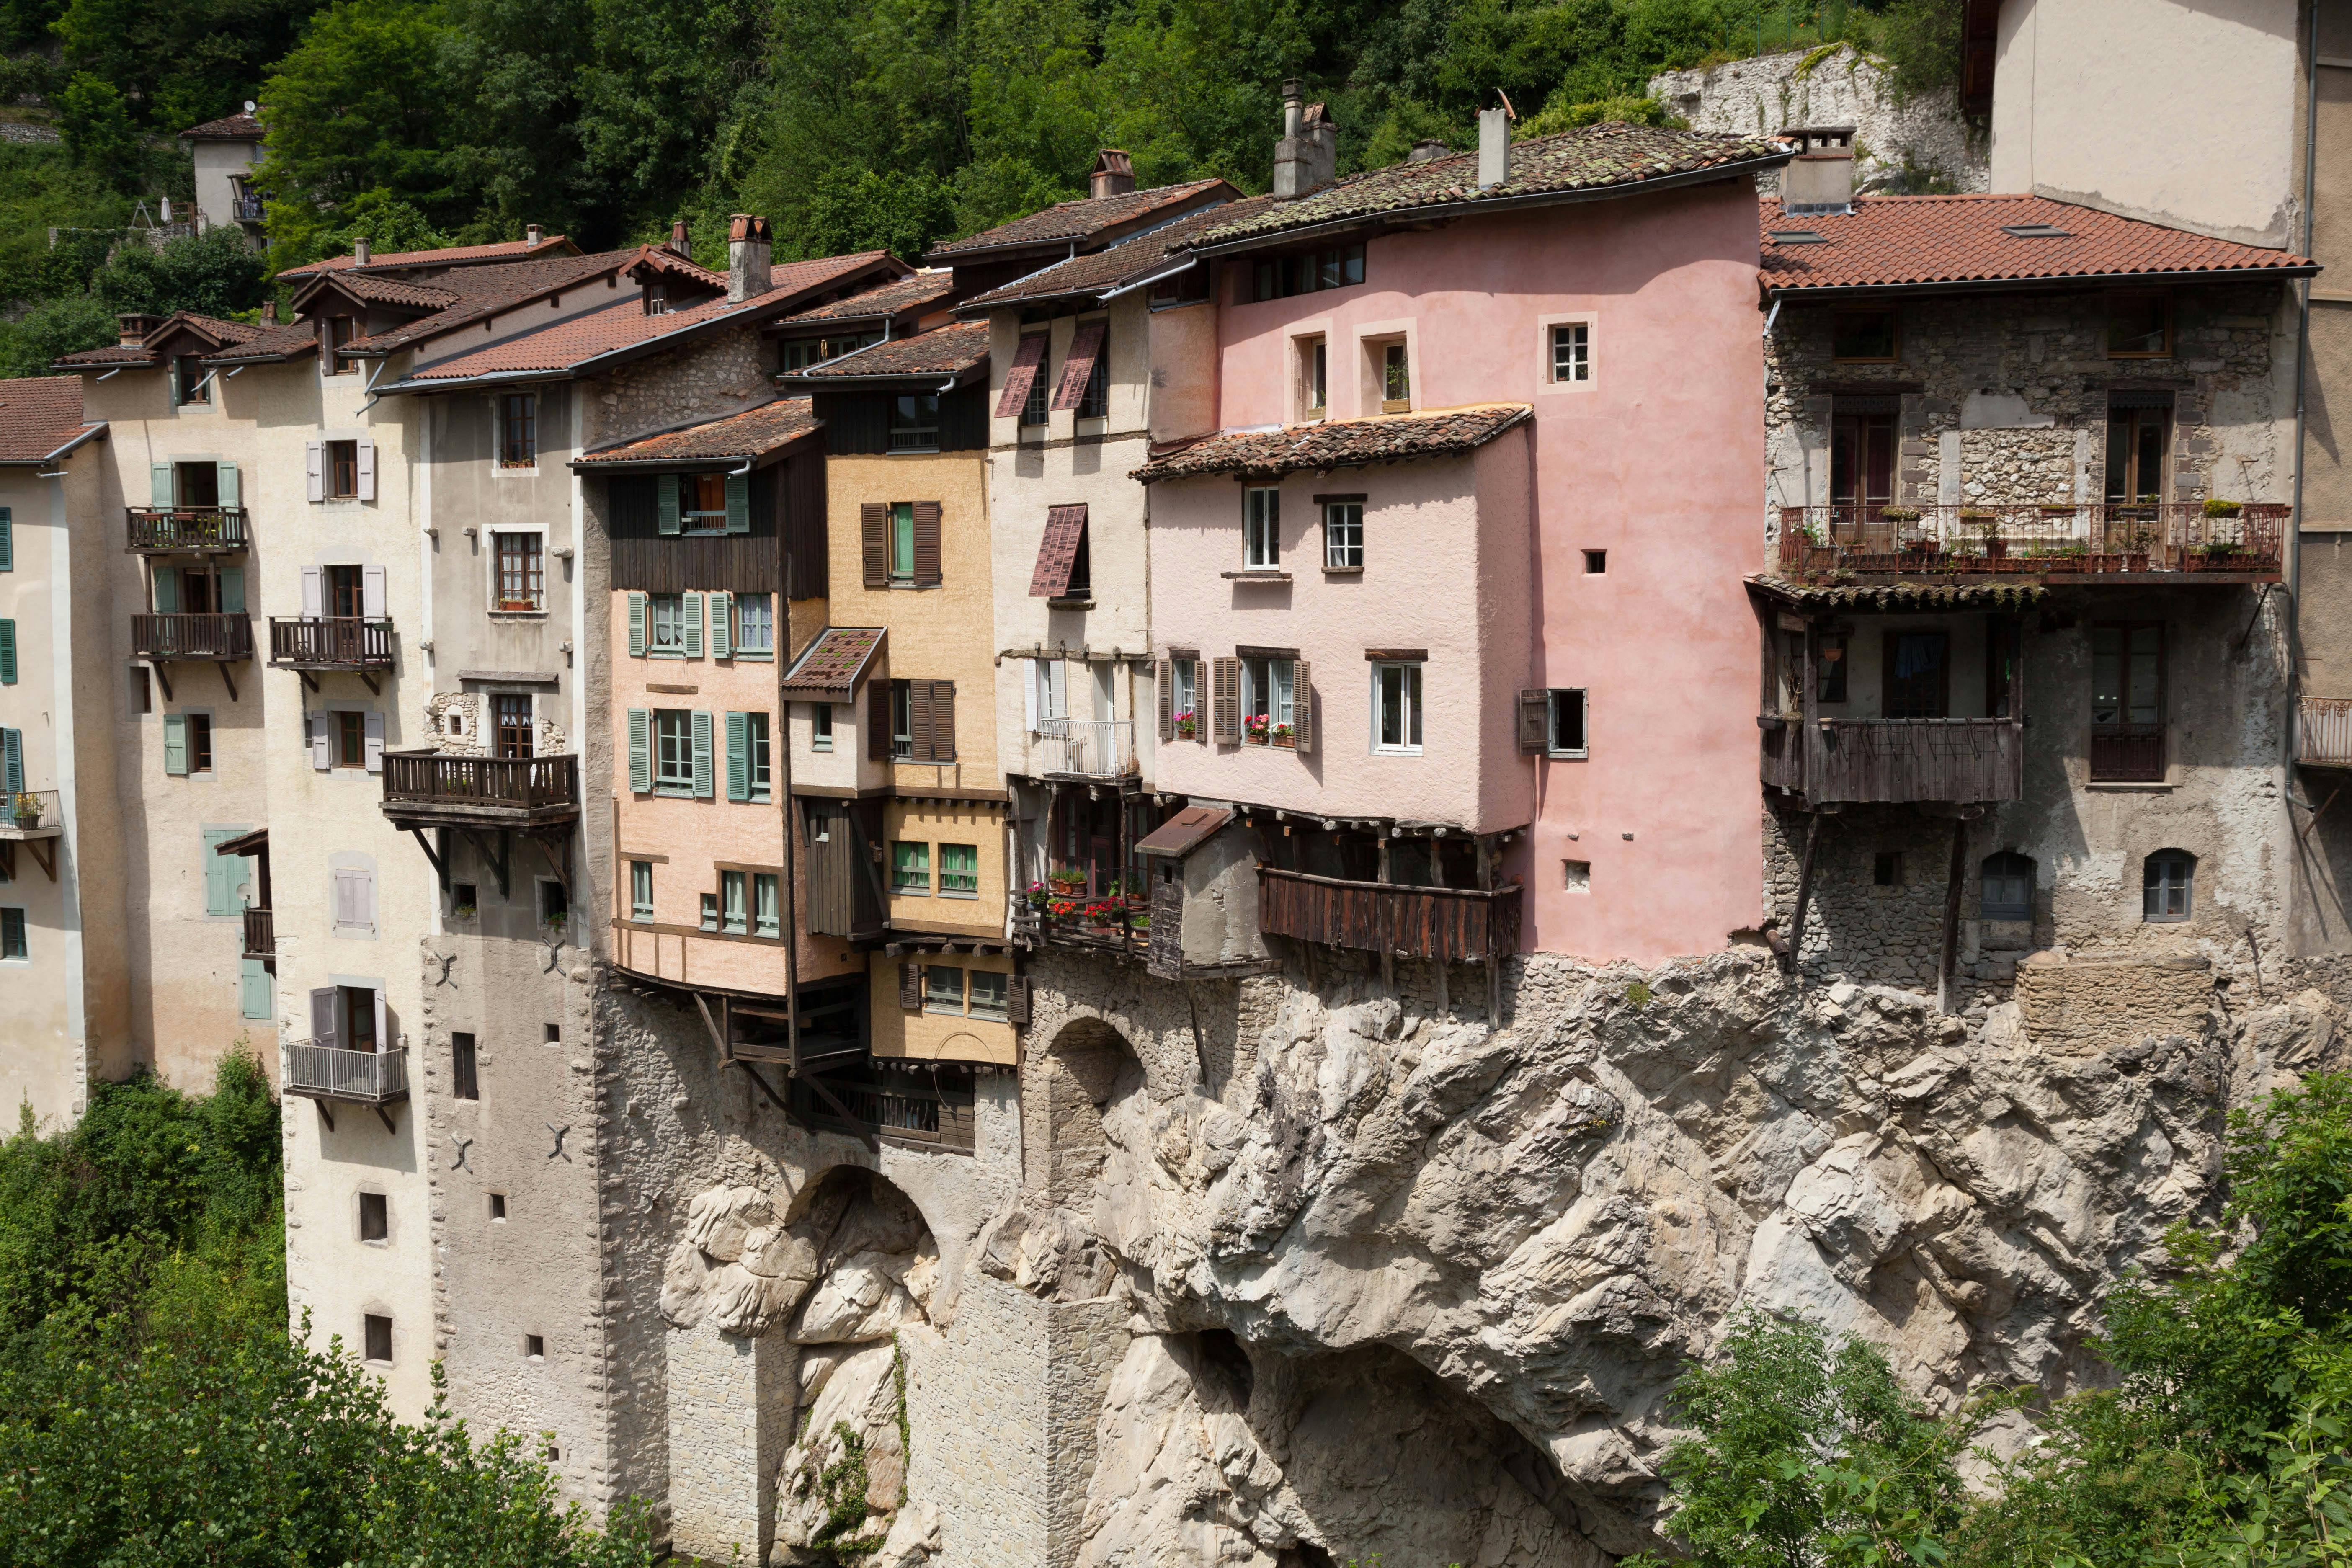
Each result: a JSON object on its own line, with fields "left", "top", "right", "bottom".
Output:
{"left": 2290, "top": 0, "right": 2320, "bottom": 763}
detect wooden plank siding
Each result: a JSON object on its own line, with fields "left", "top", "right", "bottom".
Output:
{"left": 1257, "top": 867, "right": 1522, "bottom": 961}
{"left": 813, "top": 386, "right": 990, "bottom": 456}
{"left": 1763, "top": 718, "right": 2024, "bottom": 804}
{"left": 603, "top": 450, "right": 829, "bottom": 598}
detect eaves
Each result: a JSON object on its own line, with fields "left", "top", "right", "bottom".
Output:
{"left": 1761, "top": 262, "right": 2324, "bottom": 306}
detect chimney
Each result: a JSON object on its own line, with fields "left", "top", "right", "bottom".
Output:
{"left": 727, "top": 213, "right": 773, "bottom": 302}
{"left": 526, "top": 222, "right": 543, "bottom": 246}
{"left": 116, "top": 313, "right": 159, "bottom": 347}
{"left": 1408, "top": 138, "right": 1450, "bottom": 163}
{"left": 1089, "top": 149, "right": 1135, "bottom": 199}
{"left": 353, "top": 234, "right": 371, "bottom": 266}
{"left": 1273, "top": 80, "right": 1339, "bottom": 200}
{"left": 1477, "top": 97, "right": 1514, "bottom": 190}
{"left": 261, "top": 299, "right": 278, "bottom": 325}
{"left": 669, "top": 218, "right": 690, "bottom": 256}
{"left": 1779, "top": 125, "right": 1856, "bottom": 214}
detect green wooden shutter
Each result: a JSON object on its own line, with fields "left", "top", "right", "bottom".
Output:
{"left": 150, "top": 464, "right": 173, "bottom": 506}
{"left": 0, "top": 507, "right": 13, "bottom": 571}
{"left": 627, "top": 709, "right": 650, "bottom": 792}
{"left": 683, "top": 592, "right": 703, "bottom": 658}
{"left": 710, "top": 593, "right": 730, "bottom": 659}
{"left": 725, "top": 712, "right": 748, "bottom": 801}
{"left": 725, "top": 472, "right": 749, "bottom": 533}
{"left": 0, "top": 729, "right": 21, "bottom": 793}
{"left": 690, "top": 710, "right": 713, "bottom": 799}
{"left": 202, "top": 828, "right": 238, "bottom": 915}
{"left": 657, "top": 476, "right": 681, "bottom": 535}
{"left": 217, "top": 462, "right": 239, "bottom": 508}
{"left": 218, "top": 567, "right": 245, "bottom": 613}
{"left": 627, "top": 592, "right": 646, "bottom": 656}
{"left": 0, "top": 620, "right": 15, "bottom": 685}
{"left": 240, "top": 957, "right": 271, "bottom": 1019}
{"left": 151, "top": 567, "right": 179, "bottom": 613}
{"left": 162, "top": 715, "right": 189, "bottom": 775}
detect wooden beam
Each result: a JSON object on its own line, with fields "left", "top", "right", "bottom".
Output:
{"left": 726, "top": 1057, "right": 793, "bottom": 1116}
{"left": 151, "top": 662, "right": 172, "bottom": 703}
{"left": 26, "top": 838, "right": 54, "bottom": 882}
{"left": 691, "top": 990, "right": 732, "bottom": 1063}
{"left": 1784, "top": 811, "right": 1826, "bottom": 975}
{"left": 1938, "top": 815, "right": 1969, "bottom": 1014}
{"left": 374, "top": 1103, "right": 397, "bottom": 1135}
{"left": 219, "top": 663, "right": 237, "bottom": 704}
{"left": 314, "top": 1099, "right": 334, "bottom": 1134}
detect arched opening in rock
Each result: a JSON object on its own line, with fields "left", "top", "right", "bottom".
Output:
{"left": 1194, "top": 1327, "right": 1254, "bottom": 1408}
{"left": 1042, "top": 1015, "right": 1148, "bottom": 1209}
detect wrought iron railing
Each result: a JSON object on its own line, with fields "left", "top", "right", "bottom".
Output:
{"left": 285, "top": 1043, "right": 407, "bottom": 1103}
{"left": 1777, "top": 502, "right": 2287, "bottom": 576}
{"left": 2300, "top": 698, "right": 2352, "bottom": 769}
{"left": 131, "top": 613, "right": 251, "bottom": 660}
{"left": 1256, "top": 868, "right": 1522, "bottom": 962}
{"left": 2089, "top": 722, "right": 2166, "bottom": 783}
{"left": 381, "top": 752, "right": 579, "bottom": 812}
{"left": 269, "top": 617, "right": 395, "bottom": 668}
{"left": 1039, "top": 718, "right": 1137, "bottom": 779}
{"left": 126, "top": 507, "right": 248, "bottom": 552}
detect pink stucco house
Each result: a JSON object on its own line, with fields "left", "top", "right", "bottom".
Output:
{"left": 1134, "top": 107, "right": 1788, "bottom": 976}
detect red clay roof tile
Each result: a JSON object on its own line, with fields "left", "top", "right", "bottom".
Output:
{"left": 785, "top": 320, "right": 989, "bottom": 380}
{"left": 180, "top": 110, "right": 263, "bottom": 141}
{"left": 1133, "top": 404, "right": 1532, "bottom": 484}
{"left": 926, "top": 178, "right": 1235, "bottom": 259}
{"left": 0, "top": 375, "right": 102, "bottom": 462}
{"left": 776, "top": 271, "right": 959, "bottom": 326}
{"left": 779, "top": 626, "right": 885, "bottom": 699}
{"left": 963, "top": 195, "right": 1281, "bottom": 309}
{"left": 276, "top": 235, "right": 580, "bottom": 279}
{"left": 575, "top": 398, "right": 820, "bottom": 465}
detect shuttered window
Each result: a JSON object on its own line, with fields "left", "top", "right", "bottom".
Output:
{"left": 0, "top": 507, "right": 13, "bottom": 571}
{"left": 995, "top": 333, "right": 1048, "bottom": 421}
{"left": 888, "top": 679, "right": 956, "bottom": 762}
{"left": 202, "top": 827, "right": 253, "bottom": 916}
{"left": 331, "top": 867, "right": 373, "bottom": 933}
{"left": 1051, "top": 320, "right": 1106, "bottom": 411}
{"left": 240, "top": 957, "right": 271, "bottom": 1019}
{"left": 1029, "top": 506, "right": 1089, "bottom": 598}
{"left": 654, "top": 709, "right": 695, "bottom": 793}
{"left": 891, "top": 841, "right": 930, "bottom": 894}
{"left": 0, "top": 618, "right": 15, "bottom": 684}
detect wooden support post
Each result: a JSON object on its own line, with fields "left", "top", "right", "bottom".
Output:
{"left": 374, "top": 1103, "right": 397, "bottom": 1135}
{"left": 1377, "top": 834, "right": 1394, "bottom": 992}
{"left": 1785, "top": 810, "right": 1826, "bottom": 976}
{"left": 1938, "top": 815, "right": 1969, "bottom": 1015}
{"left": 314, "top": 1099, "right": 335, "bottom": 1134}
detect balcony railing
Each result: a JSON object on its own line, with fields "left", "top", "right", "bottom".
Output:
{"left": 131, "top": 613, "right": 251, "bottom": 661}
{"left": 2300, "top": 698, "right": 2352, "bottom": 768}
{"left": 242, "top": 905, "right": 274, "bottom": 959}
{"left": 0, "top": 788, "right": 60, "bottom": 835}
{"left": 1039, "top": 717, "right": 1137, "bottom": 779}
{"left": 284, "top": 1043, "right": 408, "bottom": 1105}
{"left": 1777, "top": 503, "right": 2286, "bottom": 579}
{"left": 269, "top": 617, "right": 395, "bottom": 669}
{"left": 380, "top": 751, "right": 580, "bottom": 827}
{"left": 1257, "top": 867, "right": 1522, "bottom": 962}
{"left": 1761, "top": 716, "right": 2024, "bottom": 805}
{"left": 126, "top": 507, "right": 248, "bottom": 553}
{"left": 788, "top": 1073, "right": 976, "bottom": 1154}
{"left": 2089, "top": 722, "right": 2166, "bottom": 783}
{"left": 231, "top": 194, "right": 265, "bottom": 224}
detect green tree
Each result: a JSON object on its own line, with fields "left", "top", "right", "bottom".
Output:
{"left": 95, "top": 226, "right": 271, "bottom": 319}
{"left": 54, "top": 72, "right": 139, "bottom": 188}
{"left": 0, "top": 294, "right": 118, "bottom": 378}
{"left": 54, "top": 0, "right": 328, "bottom": 132}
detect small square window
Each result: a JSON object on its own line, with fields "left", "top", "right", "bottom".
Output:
{"left": 543, "top": 1023, "right": 560, "bottom": 1044}
{"left": 1831, "top": 309, "right": 1898, "bottom": 362}
{"left": 969, "top": 969, "right": 1009, "bottom": 1019}
{"left": 358, "top": 1191, "right": 387, "bottom": 1241}
{"left": 1563, "top": 860, "right": 1591, "bottom": 893}
{"left": 699, "top": 892, "right": 719, "bottom": 930}
{"left": 630, "top": 861, "right": 654, "bottom": 922}
{"left": 451, "top": 881, "right": 478, "bottom": 913}
{"left": 525, "top": 1334, "right": 545, "bottom": 1359}
{"left": 489, "top": 1192, "right": 507, "bottom": 1221}
{"left": 1873, "top": 851, "right": 1903, "bottom": 887}
{"left": 363, "top": 1313, "right": 393, "bottom": 1364}
{"left": 539, "top": 878, "right": 567, "bottom": 927}
{"left": 1548, "top": 689, "right": 1588, "bottom": 757}
{"left": 1583, "top": 549, "right": 1607, "bottom": 575}
{"left": 924, "top": 964, "right": 966, "bottom": 1014}
{"left": 451, "top": 1032, "right": 478, "bottom": 1100}
{"left": 1550, "top": 322, "right": 1590, "bottom": 383}
{"left": 2108, "top": 294, "right": 2172, "bottom": 358}
{"left": 938, "top": 843, "right": 979, "bottom": 897}
{"left": 810, "top": 704, "right": 833, "bottom": 752}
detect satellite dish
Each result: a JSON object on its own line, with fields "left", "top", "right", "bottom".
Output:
{"left": 244, "top": 101, "right": 256, "bottom": 112}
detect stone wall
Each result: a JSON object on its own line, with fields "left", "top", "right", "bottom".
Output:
{"left": 903, "top": 1273, "right": 1051, "bottom": 1568}
{"left": 665, "top": 1323, "right": 796, "bottom": 1563}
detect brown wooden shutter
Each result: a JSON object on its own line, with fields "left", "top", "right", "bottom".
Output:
{"left": 907, "top": 680, "right": 935, "bottom": 761}
{"left": 869, "top": 679, "right": 893, "bottom": 760}
{"left": 1518, "top": 690, "right": 1550, "bottom": 753}
{"left": 928, "top": 681, "right": 956, "bottom": 762}
{"left": 898, "top": 961, "right": 921, "bottom": 1009}
{"left": 1050, "top": 320, "right": 1106, "bottom": 410}
{"left": 911, "top": 501, "right": 942, "bottom": 587}
{"left": 1290, "top": 659, "right": 1313, "bottom": 754}
{"left": 1211, "top": 657, "right": 1242, "bottom": 743}
{"left": 1155, "top": 659, "right": 1173, "bottom": 740}
{"left": 1006, "top": 973, "right": 1031, "bottom": 1025}
{"left": 995, "top": 333, "right": 1048, "bottom": 418}
{"left": 1029, "top": 505, "right": 1088, "bottom": 597}
{"left": 860, "top": 503, "right": 887, "bottom": 588}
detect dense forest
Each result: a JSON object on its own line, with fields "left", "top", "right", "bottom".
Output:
{"left": 0, "top": 0, "right": 1961, "bottom": 373}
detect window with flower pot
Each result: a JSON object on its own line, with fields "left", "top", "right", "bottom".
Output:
{"left": 1243, "top": 655, "right": 1295, "bottom": 747}
{"left": 493, "top": 532, "right": 544, "bottom": 610}
{"left": 1163, "top": 654, "right": 1199, "bottom": 741}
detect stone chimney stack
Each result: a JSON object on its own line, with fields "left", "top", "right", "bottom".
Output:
{"left": 526, "top": 222, "right": 544, "bottom": 245}
{"left": 1477, "top": 96, "right": 1513, "bottom": 189}
{"left": 1779, "top": 126, "right": 1857, "bottom": 214}
{"left": 116, "top": 313, "right": 158, "bottom": 347}
{"left": 1089, "top": 149, "right": 1136, "bottom": 199}
{"left": 727, "top": 214, "right": 773, "bottom": 303}
{"left": 1273, "top": 80, "right": 1338, "bottom": 200}
{"left": 669, "top": 218, "right": 690, "bottom": 255}
{"left": 262, "top": 299, "right": 278, "bottom": 325}
{"left": 353, "top": 234, "right": 371, "bottom": 266}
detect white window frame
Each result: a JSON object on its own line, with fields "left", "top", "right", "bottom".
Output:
{"left": 1550, "top": 321, "right": 1591, "bottom": 384}
{"left": 1323, "top": 499, "right": 1363, "bottom": 569}
{"left": 1370, "top": 661, "right": 1423, "bottom": 756}
{"left": 1242, "top": 656, "right": 1295, "bottom": 743}
{"left": 733, "top": 593, "right": 774, "bottom": 659}
{"left": 1547, "top": 688, "right": 1589, "bottom": 759}
{"left": 647, "top": 592, "right": 689, "bottom": 656}
{"left": 810, "top": 703, "right": 834, "bottom": 752}
{"left": 630, "top": 859, "right": 654, "bottom": 922}
{"left": 653, "top": 709, "right": 696, "bottom": 795}
{"left": 1243, "top": 487, "right": 1280, "bottom": 569}
{"left": 1170, "top": 658, "right": 1198, "bottom": 736}
{"left": 1536, "top": 311, "right": 1599, "bottom": 397}
{"left": 1294, "top": 330, "right": 1329, "bottom": 420}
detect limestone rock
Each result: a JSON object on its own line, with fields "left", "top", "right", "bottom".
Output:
{"left": 707, "top": 1260, "right": 809, "bottom": 1337}
{"left": 658, "top": 1240, "right": 710, "bottom": 1331}
{"left": 874, "top": 1503, "right": 941, "bottom": 1567}
{"left": 774, "top": 1341, "right": 907, "bottom": 1559}
{"left": 792, "top": 1251, "right": 923, "bottom": 1344}
{"left": 685, "top": 1184, "right": 777, "bottom": 1262}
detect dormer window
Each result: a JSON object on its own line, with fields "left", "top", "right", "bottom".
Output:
{"left": 173, "top": 355, "right": 209, "bottom": 406}
{"left": 645, "top": 284, "right": 669, "bottom": 316}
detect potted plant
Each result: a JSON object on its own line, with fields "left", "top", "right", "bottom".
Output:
{"left": 543, "top": 910, "right": 567, "bottom": 934}
{"left": 11, "top": 792, "right": 39, "bottom": 828}
{"left": 2204, "top": 498, "right": 2244, "bottom": 518}
{"left": 1173, "top": 708, "right": 1197, "bottom": 740}
{"left": 1245, "top": 713, "right": 1271, "bottom": 745}
{"left": 2192, "top": 539, "right": 2243, "bottom": 570}
{"left": 498, "top": 597, "right": 537, "bottom": 612}
{"left": 1272, "top": 723, "right": 1296, "bottom": 748}
{"left": 451, "top": 901, "right": 477, "bottom": 920}
{"left": 1024, "top": 882, "right": 1050, "bottom": 910}
{"left": 1047, "top": 868, "right": 1087, "bottom": 893}
{"left": 1881, "top": 507, "right": 1921, "bottom": 524}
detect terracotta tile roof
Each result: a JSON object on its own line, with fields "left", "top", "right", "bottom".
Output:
{"left": 1194, "top": 124, "right": 1788, "bottom": 250}
{"left": 276, "top": 235, "right": 579, "bottom": 279}
{"left": 625, "top": 244, "right": 729, "bottom": 293}
{"left": 786, "top": 320, "right": 989, "bottom": 380}
{"left": 1132, "top": 404, "right": 1533, "bottom": 484}
{"left": 336, "top": 250, "right": 637, "bottom": 353}
{"left": 779, "top": 626, "right": 885, "bottom": 699}
{"left": 926, "top": 178, "right": 1235, "bottom": 259}
{"left": 54, "top": 312, "right": 260, "bottom": 368}
{"left": 180, "top": 110, "right": 263, "bottom": 141}
{"left": 1755, "top": 577, "right": 2050, "bottom": 612}
{"left": 202, "top": 320, "right": 322, "bottom": 365}
{"left": 53, "top": 343, "right": 157, "bottom": 367}
{"left": 963, "top": 195, "right": 1281, "bottom": 309}
{"left": 0, "top": 375, "right": 102, "bottom": 463}
{"left": 777, "top": 271, "right": 959, "bottom": 325}
{"left": 576, "top": 397, "right": 820, "bottom": 466}
{"left": 332, "top": 273, "right": 462, "bottom": 309}
{"left": 1758, "top": 193, "right": 2321, "bottom": 295}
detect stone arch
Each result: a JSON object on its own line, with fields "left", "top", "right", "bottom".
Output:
{"left": 1039, "top": 1014, "right": 1147, "bottom": 1209}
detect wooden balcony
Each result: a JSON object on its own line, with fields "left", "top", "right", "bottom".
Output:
{"left": 1762, "top": 716, "right": 2024, "bottom": 805}
{"left": 284, "top": 1043, "right": 408, "bottom": 1106}
{"left": 381, "top": 751, "right": 579, "bottom": 830}
{"left": 131, "top": 613, "right": 251, "bottom": 662}
{"left": 1777, "top": 502, "right": 2286, "bottom": 583}
{"left": 1257, "top": 867, "right": 1521, "bottom": 962}
{"left": 242, "top": 905, "right": 273, "bottom": 959}
{"left": 126, "top": 507, "right": 248, "bottom": 554}
{"left": 788, "top": 1071, "right": 975, "bottom": 1154}
{"left": 269, "top": 617, "right": 395, "bottom": 672}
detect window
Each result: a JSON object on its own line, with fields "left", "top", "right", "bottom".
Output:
{"left": 1078, "top": 333, "right": 1109, "bottom": 419}
{"left": 1020, "top": 340, "right": 1050, "bottom": 426}
{"left": 654, "top": 710, "right": 696, "bottom": 794}
{"left": 336, "top": 709, "right": 367, "bottom": 769}
{"left": 1249, "top": 242, "right": 1364, "bottom": 301}
{"left": 0, "top": 907, "right": 23, "bottom": 960}
{"left": 887, "top": 502, "right": 917, "bottom": 581}
{"left": 489, "top": 1193, "right": 506, "bottom": 1220}
{"left": 2090, "top": 622, "right": 2165, "bottom": 782}
{"left": 186, "top": 712, "right": 214, "bottom": 774}
{"left": 1832, "top": 408, "right": 1896, "bottom": 518}
{"left": 364, "top": 1313, "right": 392, "bottom": 1364}
{"left": 2106, "top": 398, "right": 2171, "bottom": 505}
{"left": 500, "top": 394, "right": 538, "bottom": 467}
{"left": 889, "top": 393, "right": 940, "bottom": 451}
{"left": 1242, "top": 656, "right": 1296, "bottom": 745}
{"left": 630, "top": 861, "right": 654, "bottom": 922}
{"left": 1818, "top": 632, "right": 1849, "bottom": 704}
{"left": 647, "top": 593, "right": 688, "bottom": 654}
{"left": 526, "top": 1334, "right": 545, "bottom": 1359}
{"left": 544, "top": 1023, "right": 560, "bottom": 1045}
{"left": 493, "top": 533, "right": 544, "bottom": 610}
{"left": 495, "top": 694, "right": 534, "bottom": 759}
{"left": 1551, "top": 322, "right": 1591, "bottom": 382}
{"left": 359, "top": 1191, "right": 387, "bottom": 1241}
{"left": 1380, "top": 341, "right": 1411, "bottom": 410}
{"left": 699, "top": 892, "right": 719, "bottom": 931}
{"left": 2144, "top": 850, "right": 2195, "bottom": 921}
{"left": 1323, "top": 499, "right": 1363, "bottom": 569}
{"left": 970, "top": 969, "right": 1009, "bottom": 1019}
{"left": 939, "top": 843, "right": 979, "bottom": 898}
{"left": 452, "top": 1032, "right": 479, "bottom": 1100}
{"left": 746, "top": 711, "right": 771, "bottom": 801}
{"left": 753, "top": 873, "right": 780, "bottom": 937}
{"left": 1981, "top": 851, "right": 2033, "bottom": 921}
{"left": 1831, "top": 309, "right": 1898, "bottom": 362}
{"left": 681, "top": 472, "right": 728, "bottom": 533}
{"left": 925, "top": 965, "right": 965, "bottom": 1013}
{"left": 451, "top": 881, "right": 477, "bottom": 913}
{"left": 325, "top": 317, "right": 356, "bottom": 375}
{"left": 1300, "top": 336, "right": 1328, "bottom": 417}
{"left": 1169, "top": 657, "right": 1198, "bottom": 740}
{"left": 131, "top": 665, "right": 150, "bottom": 714}
{"left": 1563, "top": 860, "right": 1591, "bottom": 894}
{"left": 326, "top": 440, "right": 358, "bottom": 499}
{"left": 891, "top": 681, "right": 914, "bottom": 758}
{"left": 734, "top": 594, "right": 774, "bottom": 657}
{"left": 1583, "top": 549, "right": 1607, "bottom": 575}
{"left": 327, "top": 564, "right": 364, "bottom": 619}
{"left": 811, "top": 704, "right": 833, "bottom": 752}
{"left": 332, "top": 871, "right": 373, "bottom": 934}
{"left": 539, "top": 878, "right": 567, "bottom": 928}
{"left": 175, "top": 355, "right": 209, "bottom": 405}
{"left": 2108, "top": 293, "right": 2171, "bottom": 358}
{"left": 1883, "top": 632, "right": 1949, "bottom": 719}
{"left": 1243, "top": 487, "right": 1279, "bottom": 569}
{"left": 1549, "top": 689, "right": 1588, "bottom": 757}
{"left": 891, "top": 841, "right": 931, "bottom": 894}
{"left": 1372, "top": 663, "right": 1422, "bottom": 754}
{"left": 720, "top": 870, "right": 748, "bottom": 934}
{"left": 1873, "top": 851, "right": 1904, "bottom": 887}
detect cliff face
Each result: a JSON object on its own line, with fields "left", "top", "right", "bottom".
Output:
{"left": 1004, "top": 951, "right": 2341, "bottom": 1563}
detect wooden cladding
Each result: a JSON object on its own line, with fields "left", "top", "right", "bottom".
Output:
{"left": 1257, "top": 867, "right": 1522, "bottom": 962}
{"left": 788, "top": 1070, "right": 977, "bottom": 1155}
{"left": 1764, "top": 717, "right": 2025, "bottom": 804}
{"left": 132, "top": 613, "right": 251, "bottom": 661}
{"left": 603, "top": 453, "right": 828, "bottom": 599}
{"left": 803, "top": 799, "right": 885, "bottom": 939}
{"left": 381, "top": 751, "right": 580, "bottom": 823}
{"left": 268, "top": 616, "right": 395, "bottom": 668}
{"left": 613, "top": 534, "right": 779, "bottom": 595}
{"left": 816, "top": 386, "right": 989, "bottom": 454}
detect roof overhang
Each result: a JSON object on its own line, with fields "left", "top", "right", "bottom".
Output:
{"left": 1762, "top": 262, "right": 2323, "bottom": 305}
{"left": 571, "top": 426, "right": 819, "bottom": 473}
{"left": 781, "top": 362, "right": 987, "bottom": 393}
